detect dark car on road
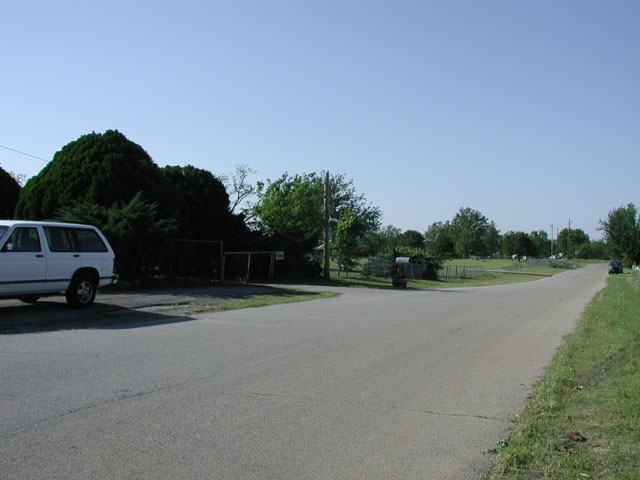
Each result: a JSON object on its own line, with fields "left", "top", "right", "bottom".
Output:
{"left": 608, "top": 261, "right": 623, "bottom": 274}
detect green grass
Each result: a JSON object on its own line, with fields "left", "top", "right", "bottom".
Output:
{"left": 445, "top": 258, "right": 517, "bottom": 268}
{"left": 310, "top": 272, "right": 546, "bottom": 290}
{"left": 190, "top": 289, "right": 339, "bottom": 313}
{"left": 445, "top": 258, "right": 580, "bottom": 276}
{"left": 488, "top": 273, "right": 640, "bottom": 479}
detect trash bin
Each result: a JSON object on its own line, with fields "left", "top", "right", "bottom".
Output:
{"left": 392, "top": 257, "right": 409, "bottom": 288}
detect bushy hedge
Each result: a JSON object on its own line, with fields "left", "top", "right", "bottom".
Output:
{"left": 15, "top": 130, "right": 183, "bottom": 221}
{"left": 13, "top": 131, "right": 253, "bottom": 281}
{"left": 53, "top": 193, "right": 177, "bottom": 280}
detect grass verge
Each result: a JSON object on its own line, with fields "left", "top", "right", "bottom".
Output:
{"left": 488, "top": 273, "right": 640, "bottom": 479}
{"left": 190, "top": 289, "right": 339, "bottom": 313}
{"left": 312, "top": 273, "right": 548, "bottom": 290}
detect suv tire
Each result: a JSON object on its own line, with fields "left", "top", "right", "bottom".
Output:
{"left": 66, "top": 273, "right": 97, "bottom": 308}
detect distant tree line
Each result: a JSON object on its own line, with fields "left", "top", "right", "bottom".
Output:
{"left": 357, "top": 206, "right": 620, "bottom": 272}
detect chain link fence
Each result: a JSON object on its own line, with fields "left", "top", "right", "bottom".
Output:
{"left": 362, "top": 258, "right": 393, "bottom": 278}
{"left": 223, "top": 251, "right": 276, "bottom": 282}
{"left": 168, "top": 239, "right": 223, "bottom": 280}
{"left": 363, "top": 258, "right": 494, "bottom": 281}
{"left": 441, "top": 264, "right": 493, "bottom": 280}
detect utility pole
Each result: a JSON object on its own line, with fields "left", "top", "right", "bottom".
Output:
{"left": 550, "top": 224, "right": 554, "bottom": 257}
{"left": 567, "top": 218, "right": 571, "bottom": 260}
{"left": 323, "top": 172, "right": 330, "bottom": 280}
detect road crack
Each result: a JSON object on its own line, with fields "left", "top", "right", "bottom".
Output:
{"left": 210, "top": 389, "right": 512, "bottom": 424}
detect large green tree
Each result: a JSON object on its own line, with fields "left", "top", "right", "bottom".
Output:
{"left": 599, "top": 203, "right": 640, "bottom": 265}
{"left": 252, "top": 172, "right": 381, "bottom": 276}
{"left": 161, "top": 165, "right": 246, "bottom": 244}
{"left": 15, "top": 130, "right": 183, "bottom": 220}
{"left": 0, "top": 165, "right": 21, "bottom": 218}
{"left": 334, "top": 209, "right": 367, "bottom": 250}
{"left": 502, "top": 232, "right": 536, "bottom": 257}
{"left": 332, "top": 209, "right": 368, "bottom": 276}
{"left": 252, "top": 172, "right": 381, "bottom": 246}
{"left": 253, "top": 173, "right": 323, "bottom": 245}
{"left": 556, "top": 227, "right": 590, "bottom": 259}
{"left": 529, "top": 230, "right": 550, "bottom": 258}
{"left": 502, "top": 231, "right": 536, "bottom": 257}
{"left": 577, "top": 240, "right": 609, "bottom": 260}
{"left": 424, "top": 221, "right": 456, "bottom": 258}
{"left": 450, "top": 207, "right": 490, "bottom": 257}
{"left": 483, "top": 222, "right": 501, "bottom": 257}
{"left": 359, "top": 225, "right": 402, "bottom": 258}
{"left": 397, "top": 230, "right": 425, "bottom": 249}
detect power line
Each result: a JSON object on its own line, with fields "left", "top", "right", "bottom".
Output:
{"left": 0, "top": 144, "right": 49, "bottom": 162}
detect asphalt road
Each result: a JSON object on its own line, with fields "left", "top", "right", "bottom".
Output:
{"left": 0, "top": 265, "right": 607, "bottom": 479}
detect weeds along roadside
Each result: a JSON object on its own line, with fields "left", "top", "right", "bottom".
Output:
{"left": 488, "top": 273, "right": 640, "bottom": 479}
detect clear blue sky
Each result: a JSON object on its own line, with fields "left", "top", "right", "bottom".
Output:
{"left": 2, "top": 0, "right": 639, "bottom": 240}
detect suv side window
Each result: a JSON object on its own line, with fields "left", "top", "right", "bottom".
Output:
{"left": 1, "top": 227, "right": 41, "bottom": 252}
{"left": 43, "top": 227, "right": 76, "bottom": 252}
{"left": 71, "top": 228, "right": 108, "bottom": 252}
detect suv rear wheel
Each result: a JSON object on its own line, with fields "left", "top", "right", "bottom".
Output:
{"left": 66, "top": 273, "right": 97, "bottom": 308}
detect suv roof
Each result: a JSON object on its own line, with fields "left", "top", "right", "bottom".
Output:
{"left": 0, "top": 220, "right": 96, "bottom": 229}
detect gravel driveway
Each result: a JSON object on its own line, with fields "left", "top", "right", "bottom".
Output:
{"left": 0, "top": 284, "right": 277, "bottom": 333}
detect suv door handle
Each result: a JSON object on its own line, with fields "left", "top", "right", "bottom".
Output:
{"left": 36, "top": 254, "right": 44, "bottom": 258}
{"left": 74, "top": 254, "right": 80, "bottom": 258}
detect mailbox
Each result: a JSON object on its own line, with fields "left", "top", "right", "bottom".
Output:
{"left": 392, "top": 257, "right": 409, "bottom": 288}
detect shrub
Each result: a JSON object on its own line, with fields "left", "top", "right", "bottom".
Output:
{"left": 0, "top": 166, "right": 20, "bottom": 218}
{"left": 53, "top": 193, "right": 177, "bottom": 280}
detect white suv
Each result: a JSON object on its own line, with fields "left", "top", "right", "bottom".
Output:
{"left": 0, "top": 221, "right": 118, "bottom": 307}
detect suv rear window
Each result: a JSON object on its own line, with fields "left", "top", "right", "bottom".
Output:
{"left": 43, "top": 227, "right": 108, "bottom": 252}
{"left": 74, "top": 228, "right": 108, "bottom": 252}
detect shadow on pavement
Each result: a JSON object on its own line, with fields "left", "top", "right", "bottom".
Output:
{"left": 1, "top": 282, "right": 459, "bottom": 334}
{"left": 0, "top": 285, "right": 293, "bottom": 334}
{"left": 0, "top": 301, "right": 195, "bottom": 335}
